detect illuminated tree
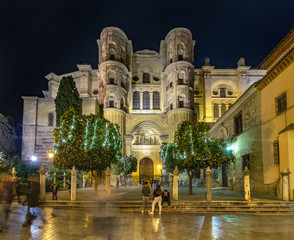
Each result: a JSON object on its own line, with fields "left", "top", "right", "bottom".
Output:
{"left": 112, "top": 155, "right": 137, "bottom": 186}
{"left": 55, "top": 76, "right": 82, "bottom": 126}
{"left": 160, "top": 121, "right": 235, "bottom": 195}
{"left": 53, "top": 108, "right": 122, "bottom": 174}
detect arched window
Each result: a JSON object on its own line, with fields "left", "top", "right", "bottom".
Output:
{"left": 108, "top": 71, "right": 116, "bottom": 84}
{"left": 120, "top": 99, "right": 124, "bottom": 111}
{"left": 153, "top": 91, "right": 160, "bottom": 109}
{"left": 221, "top": 104, "right": 226, "bottom": 116}
{"left": 178, "top": 72, "right": 185, "bottom": 85}
{"left": 213, "top": 104, "right": 219, "bottom": 118}
{"left": 178, "top": 96, "right": 184, "bottom": 108}
{"left": 109, "top": 43, "right": 116, "bottom": 60}
{"left": 48, "top": 112, "right": 54, "bottom": 126}
{"left": 143, "top": 73, "right": 150, "bottom": 83}
{"left": 143, "top": 91, "right": 150, "bottom": 109}
{"left": 195, "top": 103, "right": 200, "bottom": 120}
{"left": 177, "top": 44, "right": 184, "bottom": 61}
{"left": 133, "top": 91, "right": 140, "bottom": 109}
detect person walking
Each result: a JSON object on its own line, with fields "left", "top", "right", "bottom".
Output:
{"left": 51, "top": 183, "right": 58, "bottom": 200}
{"left": 161, "top": 190, "right": 171, "bottom": 210}
{"left": 149, "top": 185, "right": 162, "bottom": 215}
{"left": 150, "top": 178, "right": 153, "bottom": 187}
{"left": 116, "top": 178, "right": 120, "bottom": 189}
{"left": 141, "top": 182, "right": 150, "bottom": 213}
{"left": 0, "top": 174, "right": 15, "bottom": 232}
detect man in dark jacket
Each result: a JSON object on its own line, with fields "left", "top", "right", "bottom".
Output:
{"left": 161, "top": 190, "right": 171, "bottom": 210}
{"left": 149, "top": 185, "right": 162, "bottom": 214}
{"left": 141, "top": 182, "right": 150, "bottom": 213}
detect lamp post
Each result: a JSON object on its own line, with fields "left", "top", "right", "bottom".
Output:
{"left": 48, "top": 150, "right": 54, "bottom": 183}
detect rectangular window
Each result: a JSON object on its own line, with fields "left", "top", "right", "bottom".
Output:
{"left": 109, "top": 101, "right": 114, "bottom": 107}
{"left": 220, "top": 88, "right": 226, "bottom": 98}
{"left": 276, "top": 92, "right": 287, "bottom": 115}
{"left": 178, "top": 78, "right": 184, "bottom": 85}
{"left": 273, "top": 141, "right": 280, "bottom": 164}
{"left": 179, "top": 101, "right": 184, "bottom": 108}
{"left": 170, "top": 82, "right": 173, "bottom": 88}
{"left": 110, "top": 54, "right": 115, "bottom": 60}
{"left": 221, "top": 104, "right": 226, "bottom": 116}
{"left": 109, "top": 78, "right": 115, "bottom": 84}
{"left": 234, "top": 112, "right": 243, "bottom": 135}
{"left": 178, "top": 55, "right": 183, "bottom": 61}
{"left": 213, "top": 104, "right": 219, "bottom": 118}
{"left": 242, "top": 154, "right": 250, "bottom": 170}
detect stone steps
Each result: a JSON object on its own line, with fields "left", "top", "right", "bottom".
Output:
{"left": 40, "top": 200, "right": 294, "bottom": 214}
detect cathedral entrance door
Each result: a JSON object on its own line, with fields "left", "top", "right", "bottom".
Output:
{"left": 139, "top": 158, "right": 154, "bottom": 182}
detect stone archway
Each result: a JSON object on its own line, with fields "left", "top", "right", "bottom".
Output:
{"left": 139, "top": 158, "right": 154, "bottom": 182}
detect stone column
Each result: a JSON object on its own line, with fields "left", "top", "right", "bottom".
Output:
{"left": 206, "top": 167, "right": 212, "bottom": 202}
{"left": 71, "top": 166, "right": 77, "bottom": 201}
{"left": 39, "top": 166, "right": 46, "bottom": 201}
{"left": 243, "top": 166, "right": 250, "bottom": 201}
{"left": 150, "top": 92, "right": 153, "bottom": 110}
{"left": 139, "top": 92, "right": 143, "bottom": 110}
{"left": 105, "top": 167, "right": 111, "bottom": 194}
{"left": 282, "top": 168, "right": 290, "bottom": 201}
{"left": 173, "top": 166, "right": 179, "bottom": 201}
{"left": 63, "top": 172, "right": 66, "bottom": 190}
{"left": 83, "top": 173, "right": 86, "bottom": 188}
{"left": 53, "top": 172, "right": 57, "bottom": 185}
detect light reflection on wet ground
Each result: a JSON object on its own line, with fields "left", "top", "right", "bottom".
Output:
{"left": 1, "top": 206, "right": 294, "bottom": 240}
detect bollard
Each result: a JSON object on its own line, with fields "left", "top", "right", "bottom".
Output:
{"left": 12, "top": 167, "right": 17, "bottom": 181}
{"left": 71, "top": 166, "right": 77, "bottom": 201}
{"left": 243, "top": 166, "right": 250, "bottom": 201}
{"left": 206, "top": 167, "right": 212, "bottom": 202}
{"left": 39, "top": 166, "right": 47, "bottom": 201}
{"left": 282, "top": 168, "right": 290, "bottom": 201}
{"left": 63, "top": 172, "right": 66, "bottom": 190}
{"left": 173, "top": 166, "right": 179, "bottom": 201}
{"left": 83, "top": 173, "right": 86, "bottom": 188}
{"left": 53, "top": 172, "right": 57, "bottom": 185}
{"left": 105, "top": 167, "right": 111, "bottom": 194}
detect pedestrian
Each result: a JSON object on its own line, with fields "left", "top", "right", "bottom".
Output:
{"left": 141, "top": 181, "right": 150, "bottom": 213}
{"left": 161, "top": 189, "right": 171, "bottom": 210}
{"left": 14, "top": 180, "right": 21, "bottom": 203}
{"left": 51, "top": 183, "right": 58, "bottom": 200}
{"left": 141, "top": 178, "right": 144, "bottom": 188}
{"left": 153, "top": 179, "right": 157, "bottom": 188}
{"left": 149, "top": 185, "right": 162, "bottom": 215}
{"left": 22, "top": 175, "right": 41, "bottom": 227}
{"left": 68, "top": 181, "right": 71, "bottom": 193}
{"left": 116, "top": 178, "right": 119, "bottom": 189}
{"left": 0, "top": 174, "right": 15, "bottom": 232}
{"left": 150, "top": 178, "right": 153, "bottom": 187}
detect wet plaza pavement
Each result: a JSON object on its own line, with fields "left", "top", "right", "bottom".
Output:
{"left": 1, "top": 205, "right": 294, "bottom": 240}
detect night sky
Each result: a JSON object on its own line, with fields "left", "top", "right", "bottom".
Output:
{"left": 0, "top": 0, "right": 293, "bottom": 125}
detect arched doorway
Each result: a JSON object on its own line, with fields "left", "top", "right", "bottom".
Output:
{"left": 139, "top": 158, "right": 154, "bottom": 182}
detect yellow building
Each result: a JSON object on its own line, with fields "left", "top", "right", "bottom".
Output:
{"left": 257, "top": 27, "right": 294, "bottom": 199}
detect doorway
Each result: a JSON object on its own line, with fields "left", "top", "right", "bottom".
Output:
{"left": 139, "top": 158, "right": 154, "bottom": 182}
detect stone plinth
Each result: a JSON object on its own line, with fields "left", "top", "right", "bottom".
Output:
{"left": 206, "top": 167, "right": 212, "bottom": 202}
{"left": 282, "top": 168, "right": 290, "bottom": 201}
{"left": 173, "top": 166, "right": 179, "bottom": 201}
{"left": 105, "top": 167, "right": 111, "bottom": 194}
{"left": 39, "top": 166, "right": 46, "bottom": 201}
{"left": 244, "top": 166, "right": 250, "bottom": 201}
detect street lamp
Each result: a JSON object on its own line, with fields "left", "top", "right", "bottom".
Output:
{"left": 48, "top": 150, "right": 54, "bottom": 183}
{"left": 31, "top": 155, "right": 37, "bottom": 161}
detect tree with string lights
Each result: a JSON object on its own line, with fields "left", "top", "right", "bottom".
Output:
{"left": 112, "top": 155, "right": 137, "bottom": 186}
{"left": 160, "top": 121, "right": 234, "bottom": 195}
{"left": 53, "top": 108, "right": 122, "bottom": 185}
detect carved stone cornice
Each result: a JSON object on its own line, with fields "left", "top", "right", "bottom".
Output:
{"left": 256, "top": 47, "right": 294, "bottom": 91}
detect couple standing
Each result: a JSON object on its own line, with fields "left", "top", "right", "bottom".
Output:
{"left": 141, "top": 181, "right": 170, "bottom": 214}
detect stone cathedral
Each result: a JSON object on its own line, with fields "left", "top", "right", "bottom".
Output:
{"left": 22, "top": 27, "right": 265, "bottom": 183}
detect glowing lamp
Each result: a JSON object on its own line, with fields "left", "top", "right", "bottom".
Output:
{"left": 31, "top": 155, "right": 37, "bottom": 161}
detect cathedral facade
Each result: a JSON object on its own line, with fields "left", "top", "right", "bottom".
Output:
{"left": 22, "top": 27, "right": 265, "bottom": 183}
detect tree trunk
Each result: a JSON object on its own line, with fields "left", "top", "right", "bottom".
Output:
{"left": 93, "top": 171, "right": 98, "bottom": 191}
{"left": 188, "top": 170, "right": 195, "bottom": 195}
